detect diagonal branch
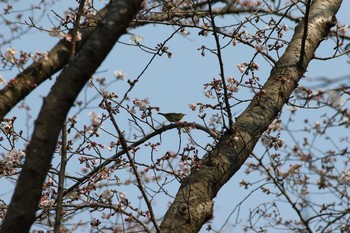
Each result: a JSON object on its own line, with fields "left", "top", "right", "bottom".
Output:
{"left": 106, "top": 100, "right": 160, "bottom": 232}
{"left": 0, "top": 5, "right": 109, "bottom": 118}
{"left": 0, "top": 2, "right": 302, "bottom": 118}
{"left": 0, "top": 1, "right": 143, "bottom": 232}
{"left": 160, "top": 0, "right": 341, "bottom": 232}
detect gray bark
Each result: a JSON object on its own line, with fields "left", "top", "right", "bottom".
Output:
{"left": 159, "top": 0, "right": 342, "bottom": 232}
{"left": 0, "top": 0, "right": 142, "bottom": 232}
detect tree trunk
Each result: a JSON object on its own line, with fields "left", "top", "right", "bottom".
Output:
{"left": 159, "top": 0, "right": 342, "bottom": 232}
{"left": 0, "top": 1, "right": 142, "bottom": 232}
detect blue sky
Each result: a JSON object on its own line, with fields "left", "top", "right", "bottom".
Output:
{"left": 1, "top": 0, "right": 350, "bottom": 232}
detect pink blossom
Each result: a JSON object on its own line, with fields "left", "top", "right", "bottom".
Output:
{"left": 237, "top": 63, "right": 245, "bottom": 73}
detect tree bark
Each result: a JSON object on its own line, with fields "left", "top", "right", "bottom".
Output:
{"left": 0, "top": 6, "right": 111, "bottom": 118}
{"left": 0, "top": 1, "right": 142, "bottom": 232}
{"left": 0, "top": 1, "right": 295, "bottom": 118}
{"left": 159, "top": 0, "right": 342, "bottom": 232}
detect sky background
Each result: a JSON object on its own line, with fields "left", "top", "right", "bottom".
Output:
{"left": 0, "top": 0, "right": 350, "bottom": 232}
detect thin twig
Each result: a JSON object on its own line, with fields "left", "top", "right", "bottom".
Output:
{"left": 54, "top": 1, "right": 86, "bottom": 232}
{"left": 251, "top": 152, "right": 313, "bottom": 233}
{"left": 207, "top": 0, "right": 234, "bottom": 128}
{"left": 298, "top": 0, "right": 311, "bottom": 69}
{"left": 54, "top": 122, "right": 67, "bottom": 233}
{"left": 105, "top": 100, "right": 160, "bottom": 232}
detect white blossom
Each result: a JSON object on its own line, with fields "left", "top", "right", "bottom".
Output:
{"left": 101, "top": 189, "right": 112, "bottom": 200}
{"left": 341, "top": 170, "right": 350, "bottom": 183}
{"left": 130, "top": 34, "right": 143, "bottom": 43}
{"left": 114, "top": 70, "right": 126, "bottom": 80}
{"left": 48, "top": 27, "right": 65, "bottom": 38}
{"left": 5, "top": 47, "right": 16, "bottom": 63}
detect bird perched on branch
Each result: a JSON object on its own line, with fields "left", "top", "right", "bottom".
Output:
{"left": 158, "top": 112, "right": 185, "bottom": 122}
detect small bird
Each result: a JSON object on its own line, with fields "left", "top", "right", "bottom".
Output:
{"left": 158, "top": 112, "right": 186, "bottom": 122}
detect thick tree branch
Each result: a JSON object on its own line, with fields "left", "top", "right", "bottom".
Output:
{"left": 0, "top": 1, "right": 142, "bottom": 232}
{"left": 0, "top": 2, "right": 300, "bottom": 118}
{"left": 160, "top": 0, "right": 341, "bottom": 232}
{"left": 0, "top": 5, "right": 109, "bottom": 118}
